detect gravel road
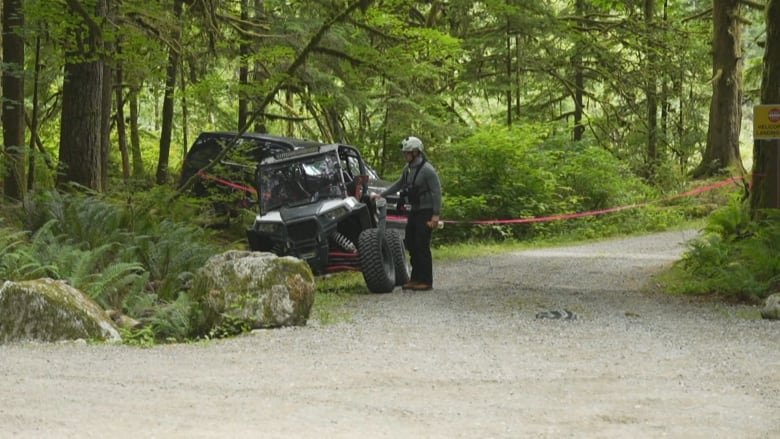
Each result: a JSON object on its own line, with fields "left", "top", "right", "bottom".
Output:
{"left": 1, "top": 229, "right": 778, "bottom": 438}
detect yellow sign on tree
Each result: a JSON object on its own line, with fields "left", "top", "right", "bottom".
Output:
{"left": 754, "top": 105, "right": 780, "bottom": 139}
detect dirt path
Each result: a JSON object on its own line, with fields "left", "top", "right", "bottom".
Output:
{"left": 1, "top": 229, "right": 778, "bottom": 438}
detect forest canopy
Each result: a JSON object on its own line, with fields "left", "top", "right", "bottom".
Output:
{"left": 1, "top": 0, "right": 771, "bottom": 196}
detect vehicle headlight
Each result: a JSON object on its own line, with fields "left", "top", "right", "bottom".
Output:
{"left": 323, "top": 206, "right": 348, "bottom": 221}
{"left": 253, "top": 221, "right": 282, "bottom": 233}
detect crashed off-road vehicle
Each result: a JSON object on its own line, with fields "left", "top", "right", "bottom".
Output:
{"left": 246, "top": 143, "right": 409, "bottom": 293}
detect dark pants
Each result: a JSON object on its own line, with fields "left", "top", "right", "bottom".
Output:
{"left": 405, "top": 208, "right": 434, "bottom": 285}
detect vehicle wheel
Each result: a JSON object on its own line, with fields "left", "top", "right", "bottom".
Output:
{"left": 358, "top": 228, "right": 396, "bottom": 293}
{"left": 386, "top": 229, "right": 410, "bottom": 286}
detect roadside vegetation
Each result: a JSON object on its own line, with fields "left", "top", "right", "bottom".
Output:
{"left": 661, "top": 197, "right": 780, "bottom": 304}
{"left": 3, "top": 124, "right": 759, "bottom": 346}
{"left": 2, "top": 2, "right": 779, "bottom": 343}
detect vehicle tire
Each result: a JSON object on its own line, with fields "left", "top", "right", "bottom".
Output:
{"left": 358, "top": 228, "right": 396, "bottom": 293}
{"left": 386, "top": 229, "right": 410, "bottom": 286}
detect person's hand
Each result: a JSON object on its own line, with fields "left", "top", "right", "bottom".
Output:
{"left": 370, "top": 192, "right": 382, "bottom": 200}
{"left": 427, "top": 215, "right": 440, "bottom": 229}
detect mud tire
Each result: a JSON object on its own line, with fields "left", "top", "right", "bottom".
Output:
{"left": 386, "top": 229, "right": 410, "bottom": 286}
{"left": 358, "top": 228, "right": 396, "bottom": 293}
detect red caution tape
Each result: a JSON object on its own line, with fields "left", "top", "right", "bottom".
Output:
{"left": 196, "top": 172, "right": 745, "bottom": 227}
{"left": 197, "top": 171, "right": 257, "bottom": 195}
{"left": 449, "top": 176, "right": 746, "bottom": 226}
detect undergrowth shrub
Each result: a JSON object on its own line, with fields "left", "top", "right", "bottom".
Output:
{"left": 436, "top": 125, "right": 691, "bottom": 244}
{"left": 665, "top": 197, "right": 780, "bottom": 302}
{"left": 1, "top": 188, "right": 220, "bottom": 342}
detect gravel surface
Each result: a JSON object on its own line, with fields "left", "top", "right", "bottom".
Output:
{"left": 1, "top": 229, "right": 778, "bottom": 438}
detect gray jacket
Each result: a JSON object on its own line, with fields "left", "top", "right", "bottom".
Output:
{"left": 381, "top": 156, "right": 442, "bottom": 215}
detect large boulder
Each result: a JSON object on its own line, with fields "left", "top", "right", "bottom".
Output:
{"left": 189, "top": 250, "right": 316, "bottom": 335}
{"left": 0, "top": 278, "right": 121, "bottom": 344}
{"left": 760, "top": 293, "right": 780, "bottom": 320}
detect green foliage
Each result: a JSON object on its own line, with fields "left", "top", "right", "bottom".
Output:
{"left": 11, "top": 0, "right": 758, "bottom": 192}
{"left": 117, "top": 326, "right": 156, "bottom": 348}
{"left": 207, "top": 315, "right": 252, "bottom": 339}
{"left": 144, "top": 293, "right": 195, "bottom": 342}
{"left": 2, "top": 189, "right": 219, "bottom": 344}
{"left": 666, "top": 198, "right": 780, "bottom": 302}
{"left": 312, "top": 272, "right": 364, "bottom": 325}
{"left": 0, "top": 227, "right": 57, "bottom": 280}
{"left": 436, "top": 125, "right": 680, "bottom": 244}
{"left": 132, "top": 220, "right": 215, "bottom": 301}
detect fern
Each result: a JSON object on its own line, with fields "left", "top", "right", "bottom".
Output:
{"left": 61, "top": 195, "right": 131, "bottom": 249}
{"left": 0, "top": 227, "right": 29, "bottom": 252}
{"left": 703, "top": 196, "right": 751, "bottom": 241}
{"left": 0, "top": 251, "right": 59, "bottom": 280}
{"left": 0, "top": 228, "right": 58, "bottom": 280}
{"left": 673, "top": 202, "right": 780, "bottom": 302}
{"left": 8, "top": 189, "right": 221, "bottom": 342}
{"left": 56, "top": 244, "right": 114, "bottom": 288}
{"left": 26, "top": 191, "right": 133, "bottom": 250}
{"left": 144, "top": 293, "right": 194, "bottom": 342}
{"left": 132, "top": 220, "right": 216, "bottom": 301}
{"left": 82, "top": 262, "right": 148, "bottom": 310}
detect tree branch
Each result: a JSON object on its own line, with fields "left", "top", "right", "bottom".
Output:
{"left": 739, "top": 0, "right": 767, "bottom": 11}
{"left": 177, "top": 0, "right": 375, "bottom": 194}
{"left": 65, "top": 0, "right": 103, "bottom": 53}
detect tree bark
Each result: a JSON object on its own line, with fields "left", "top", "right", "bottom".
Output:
{"left": 58, "top": 0, "right": 109, "bottom": 191}
{"left": 505, "top": 19, "right": 512, "bottom": 127}
{"left": 156, "top": 0, "right": 183, "bottom": 185}
{"left": 27, "top": 36, "right": 43, "bottom": 191}
{"left": 100, "top": 31, "right": 114, "bottom": 189}
{"left": 129, "top": 85, "right": 145, "bottom": 178}
{"left": 252, "top": 0, "right": 268, "bottom": 133}
{"left": 2, "top": 0, "right": 26, "bottom": 200}
{"left": 645, "top": 0, "right": 659, "bottom": 179}
{"left": 572, "top": 0, "right": 585, "bottom": 141}
{"left": 238, "top": 0, "right": 250, "bottom": 130}
{"left": 59, "top": 62, "right": 104, "bottom": 190}
{"left": 693, "top": 0, "right": 744, "bottom": 178}
{"left": 749, "top": 0, "right": 780, "bottom": 213}
{"left": 115, "top": 59, "right": 131, "bottom": 181}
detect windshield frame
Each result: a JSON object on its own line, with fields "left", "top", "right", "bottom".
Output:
{"left": 258, "top": 149, "right": 347, "bottom": 214}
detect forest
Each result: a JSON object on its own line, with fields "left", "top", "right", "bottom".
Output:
{"left": 1, "top": 0, "right": 780, "bottom": 341}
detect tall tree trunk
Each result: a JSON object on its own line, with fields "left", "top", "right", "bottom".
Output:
{"left": 693, "top": 0, "right": 744, "bottom": 178}
{"left": 115, "top": 59, "right": 130, "bottom": 181}
{"left": 59, "top": 62, "right": 104, "bottom": 189}
{"left": 238, "top": 0, "right": 250, "bottom": 130}
{"left": 129, "top": 85, "right": 144, "bottom": 178}
{"left": 749, "top": 0, "right": 780, "bottom": 213}
{"left": 27, "top": 35, "right": 42, "bottom": 191}
{"left": 644, "top": 0, "right": 659, "bottom": 179}
{"left": 89, "top": 0, "right": 115, "bottom": 190}
{"left": 100, "top": 42, "right": 114, "bottom": 190}
{"left": 156, "top": 0, "right": 183, "bottom": 185}
{"left": 514, "top": 36, "right": 522, "bottom": 121}
{"left": 180, "top": 56, "right": 189, "bottom": 160}
{"left": 572, "top": 0, "right": 586, "bottom": 141}
{"left": 505, "top": 18, "right": 512, "bottom": 127}
{"left": 252, "top": 0, "right": 268, "bottom": 133}
{"left": 2, "top": 0, "right": 26, "bottom": 201}
{"left": 58, "top": 0, "right": 108, "bottom": 191}
{"left": 660, "top": 0, "right": 669, "bottom": 146}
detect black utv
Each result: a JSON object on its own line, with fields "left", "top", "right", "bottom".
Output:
{"left": 246, "top": 143, "right": 409, "bottom": 293}
{"left": 179, "top": 131, "right": 405, "bottom": 224}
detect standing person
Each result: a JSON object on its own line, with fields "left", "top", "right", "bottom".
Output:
{"left": 372, "top": 136, "right": 442, "bottom": 291}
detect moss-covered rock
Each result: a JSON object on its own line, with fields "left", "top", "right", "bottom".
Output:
{"left": 0, "top": 278, "right": 121, "bottom": 344}
{"left": 189, "top": 250, "right": 316, "bottom": 336}
{"left": 761, "top": 293, "right": 780, "bottom": 320}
